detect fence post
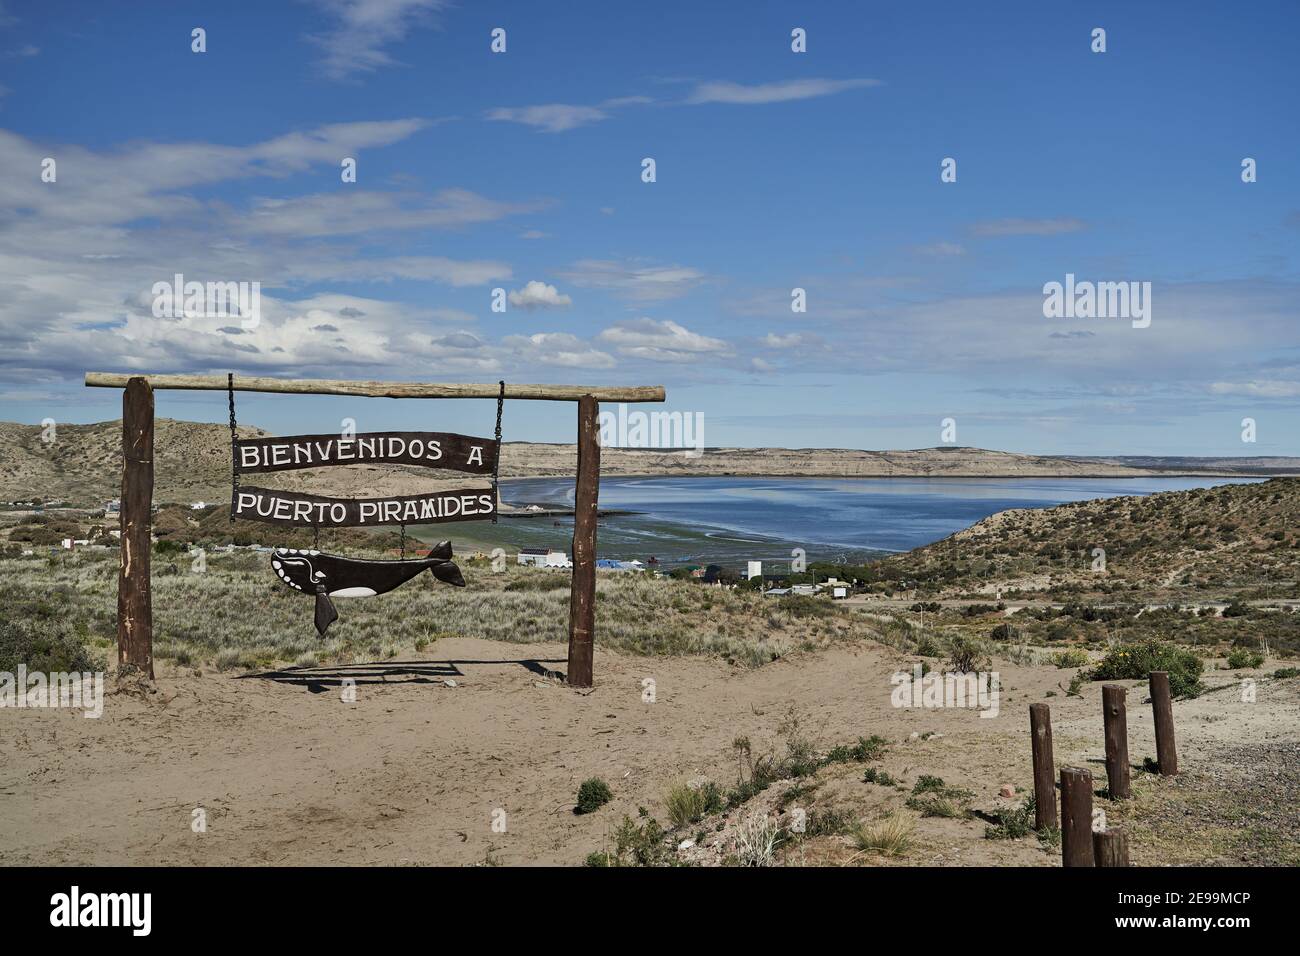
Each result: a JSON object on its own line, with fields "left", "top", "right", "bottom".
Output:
{"left": 1093, "top": 827, "right": 1130, "bottom": 867}
{"left": 1149, "top": 671, "right": 1178, "bottom": 775}
{"left": 118, "top": 377, "right": 155, "bottom": 679}
{"left": 566, "top": 395, "right": 599, "bottom": 688}
{"left": 1102, "top": 684, "right": 1131, "bottom": 799}
{"left": 1059, "top": 767, "right": 1095, "bottom": 867}
{"left": 1029, "top": 703, "right": 1057, "bottom": 830}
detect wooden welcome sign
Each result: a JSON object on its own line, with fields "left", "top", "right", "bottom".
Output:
{"left": 86, "top": 372, "right": 667, "bottom": 687}
{"left": 230, "top": 430, "right": 497, "bottom": 527}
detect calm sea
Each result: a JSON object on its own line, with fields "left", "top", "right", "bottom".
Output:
{"left": 421, "top": 476, "right": 1262, "bottom": 568}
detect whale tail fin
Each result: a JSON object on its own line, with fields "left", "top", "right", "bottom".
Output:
{"left": 313, "top": 591, "right": 338, "bottom": 637}
{"left": 426, "top": 540, "right": 452, "bottom": 561}
{"left": 430, "top": 560, "right": 466, "bottom": 588}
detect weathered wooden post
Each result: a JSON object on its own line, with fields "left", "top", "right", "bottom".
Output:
{"left": 1093, "top": 827, "right": 1130, "bottom": 867}
{"left": 1029, "top": 703, "right": 1057, "bottom": 830}
{"left": 566, "top": 394, "right": 599, "bottom": 688}
{"left": 118, "top": 376, "right": 155, "bottom": 679}
{"left": 1149, "top": 671, "right": 1178, "bottom": 775}
{"left": 1059, "top": 767, "right": 1095, "bottom": 867}
{"left": 1102, "top": 684, "right": 1132, "bottom": 799}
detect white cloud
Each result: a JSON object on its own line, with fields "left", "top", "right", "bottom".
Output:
{"left": 486, "top": 96, "right": 653, "bottom": 133}
{"left": 558, "top": 259, "right": 706, "bottom": 301}
{"left": 503, "top": 332, "right": 615, "bottom": 368}
{"left": 486, "top": 104, "right": 609, "bottom": 133}
{"left": 762, "top": 333, "right": 803, "bottom": 348}
{"left": 304, "top": 0, "right": 450, "bottom": 80}
{"left": 508, "top": 280, "right": 572, "bottom": 310}
{"left": 1209, "top": 380, "right": 1300, "bottom": 398}
{"left": 0, "top": 123, "right": 545, "bottom": 387}
{"left": 287, "top": 255, "right": 511, "bottom": 286}
{"left": 240, "top": 188, "right": 541, "bottom": 239}
{"left": 0, "top": 121, "right": 430, "bottom": 226}
{"left": 970, "top": 218, "right": 1087, "bottom": 237}
{"left": 598, "top": 319, "right": 730, "bottom": 363}
{"left": 687, "top": 78, "right": 880, "bottom": 105}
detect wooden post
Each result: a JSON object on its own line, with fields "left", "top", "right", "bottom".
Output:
{"left": 1149, "top": 671, "right": 1178, "bottom": 775}
{"left": 118, "top": 377, "right": 155, "bottom": 679}
{"left": 1093, "top": 827, "right": 1130, "bottom": 867}
{"left": 566, "top": 395, "right": 599, "bottom": 688}
{"left": 1029, "top": 703, "right": 1057, "bottom": 830}
{"left": 1059, "top": 767, "right": 1095, "bottom": 867}
{"left": 1102, "top": 684, "right": 1132, "bottom": 799}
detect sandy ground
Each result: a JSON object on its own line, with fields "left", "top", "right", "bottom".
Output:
{"left": 2, "top": 638, "right": 1295, "bottom": 866}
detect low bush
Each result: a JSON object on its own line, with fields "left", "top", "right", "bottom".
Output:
{"left": 575, "top": 778, "right": 613, "bottom": 815}
{"left": 1226, "top": 647, "right": 1264, "bottom": 669}
{"left": 664, "top": 780, "right": 724, "bottom": 828}
{"left": 0, "top": 593, "right": 100, "bottom": 673}
{"left": 1089, "top": 639, "right": 1205, "bottom": 698}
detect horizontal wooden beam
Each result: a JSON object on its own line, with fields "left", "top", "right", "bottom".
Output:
{"left": 84, "top": 373, "right": 665, "bottom": 403}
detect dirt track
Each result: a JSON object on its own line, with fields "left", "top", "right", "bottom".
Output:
{"left": 1, "top": 638, "right": 1294, "bottom": 866}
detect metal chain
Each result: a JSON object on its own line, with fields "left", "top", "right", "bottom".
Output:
{"left": 491, "top": 380, "right": 505, "bottom": 524}
{"left": 313, "top": 524, "right": 320, "bottom": 550}
{"left": 399, "top": 523, "right": 406, "bottom": 558}
{"left": 227, "top": 373, "right": 238, "bottom": 524}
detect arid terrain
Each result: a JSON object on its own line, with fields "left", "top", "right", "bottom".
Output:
{"left": 2, "top": 433, "right": 1297, "bottom": 867}
{"left": 2, "top": 633, "right": 1296, "bottom": 867}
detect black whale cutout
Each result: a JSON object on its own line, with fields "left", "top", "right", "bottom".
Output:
{"left": 271, "top": 540, "right": 466, "bottom": 637}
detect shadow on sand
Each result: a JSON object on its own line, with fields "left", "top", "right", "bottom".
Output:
{"left": 239, "top": 657, "right": 568, "bottom": 692}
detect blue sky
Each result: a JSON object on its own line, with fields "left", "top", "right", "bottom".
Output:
{"left": 1, "top": 0, "right": 1297, "bottom": 455}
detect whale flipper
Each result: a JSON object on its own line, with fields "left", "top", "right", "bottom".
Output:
{"left": 431, "top": 561, "right": 466, "bottom": 588}
{"left": 314, "top": 591, "right": 338, "bottom": 636}
{"left": 427, "top": 540, "right": 452, "bottom": 560}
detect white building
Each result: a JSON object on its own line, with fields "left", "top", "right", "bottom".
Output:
{"left": 518, "top": 548, "right": 571, "bottom": 569}
{"left": 747, "top": 560, "right": 762, "bottom": 580}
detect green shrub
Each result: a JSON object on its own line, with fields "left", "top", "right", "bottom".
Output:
{"left": 862, "top": 767, "right": 898, "bottom": 787}
{"left": 985, "top": 796, "right": 1036, "bottom": 839}
{"left": 1272, "top": 667, "right": 1299, "bottom": 679}
{"left": 947, "top": 635, "right": 990, "bottom": 673}
{"left": 1051, "top": 648, "right": 1090, "bottom": 669}
{"left": 664, "top": 780, "right": 724, "bottom": 828}
{"left": 0, "top": 593, "right": 100, "bottom": 673}
{"left": 911, "top": 775, "right": 947, "bottom": 795}
{"left": 825, "top": 735, "right": 888, "bottom": 764}
{"left": 583, "top": 811, "right": 676, "bottom": 866}
{"left": 906, "top": 775, "right": 973, "bottom": 818}
{"left": 1226, "top": 648, "right": 1264, "bottom": 669}
{"left": 575, "top": 777, "right": 613, "bottom": 815}
{"left": 1089, "top": 639, "right": 1205, "bottom": 698}
{"left": 915, "top": 633, "right": 942, "bottom": 657}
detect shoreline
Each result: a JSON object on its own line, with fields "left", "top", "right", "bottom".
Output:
{"left": 499, "top": 471, "right": 1286, "bottom": 483}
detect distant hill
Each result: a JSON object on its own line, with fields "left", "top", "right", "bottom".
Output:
{"left": 1, "top": 418, "right": 1296, "bottom": 506}
{"left": 1063, "top": 455, "right": 1300, "bottom": 476}
{"left": 879, "top": 477, "right": 1300, "bottom": 599}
